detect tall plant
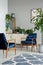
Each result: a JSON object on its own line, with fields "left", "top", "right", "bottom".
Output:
{"left": 34, "top": 9, "right": 43, "bottom": 44}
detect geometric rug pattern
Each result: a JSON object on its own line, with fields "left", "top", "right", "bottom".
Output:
{"left": 2, "top": 53, "right": 43, "bottom": 65}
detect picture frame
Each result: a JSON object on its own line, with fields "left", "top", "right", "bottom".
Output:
{"left": 31, "top": 8, "right": 42, "bottom": 23}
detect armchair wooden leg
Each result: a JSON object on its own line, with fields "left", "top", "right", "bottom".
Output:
{"left": 26, "top": 46, "right": 28, "bottom": 50}
{"left": 20, "top": 44, "right": 22, "bottom": 50}
{"left": 36, "top": 44, "right": 37, "bottom": 52}
{"left": 15, "top": 48, "right": 16, "bottom": 55}
{"left": 36, "top": 44, "right": 37, "bottom": 49}
{"left": 3, "top": 50, "right": 4, "bottom": 55}
{"left": 31, "top": 44, "right": 33, "bottom": 52}
{"left": 6, "top": 49, "right": 8, "bottom": 58}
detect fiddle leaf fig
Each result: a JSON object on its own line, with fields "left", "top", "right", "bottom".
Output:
{"left": 34, "top": 10, "right": 43, "bottom": 32}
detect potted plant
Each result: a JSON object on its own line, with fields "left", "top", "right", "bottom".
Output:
{"left": 25, "top": 29, "right": 33, "bottom": 34}
{"left": 33, "top": 9, "right": 43, "bottom": 52}
{"left": 21, "top": 29, "right": 26, "bottom": 34}
{"left": 15, "top": 27, "right": 25, "bottom": 34}
{"left": 15, "top": 27, "right": 21, "bottom": 33}
{"left": 5, "top": 14, "right": 11, "bottom": 21}
{"left": 5, "top": 14, "right": 11, "bottom": 32}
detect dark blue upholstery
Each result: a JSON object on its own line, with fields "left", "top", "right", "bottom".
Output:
{"left": 0, "top": 33, "right": 15, "bottom": 50}
{"left": 0, "top": 33, "right": 8, "bottom": 49}
{"left": 21, "top": 33, "right": 37, "bottom": 45}
{"left": 26, "top": 33, "right": 37, "bottom": 39}
{"left": 9, "top": 43, "right": 15, "bottom": 48}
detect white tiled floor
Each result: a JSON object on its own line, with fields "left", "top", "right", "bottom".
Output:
{"left": 0, "top": 47, "right": 43, "bottom": 65}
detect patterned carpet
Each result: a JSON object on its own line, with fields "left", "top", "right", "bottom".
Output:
{"left": 2, "top": 53, "right": 43, "bottom": 65}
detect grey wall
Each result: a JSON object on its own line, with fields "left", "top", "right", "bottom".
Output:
{"left": 8, "top": 0, "right": 43, "bottom": 44}
{"left": 0, "top": 0, "right": 8, "bottom": 33}
{"left": 8, "top": 0, "right": 43, "bottom": 29}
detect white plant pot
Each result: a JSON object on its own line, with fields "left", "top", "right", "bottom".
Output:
{"left": 39, "top": 44, "right": 43, "bottom": 53}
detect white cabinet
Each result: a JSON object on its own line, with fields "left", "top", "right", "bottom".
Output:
{"left": 6, "top": 34, "right": 27, "bottom": 44}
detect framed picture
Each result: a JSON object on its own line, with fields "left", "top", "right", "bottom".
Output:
{"left": 31, "top": 8, "right": 42, "bottom": 23}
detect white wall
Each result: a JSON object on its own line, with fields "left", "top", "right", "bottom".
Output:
{"left": 0, "top": 0, "right": 8, "bottom": 33}
{"left": 8, "top": 0, "right": 43, "bottom": 29}
{"left": 8, "top": 0, "right": 43, "bottom": 44}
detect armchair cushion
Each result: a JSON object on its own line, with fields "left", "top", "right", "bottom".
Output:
{"left": 21, "top": 41, "right": 32, "bottom": 45}
{"left": 26, "top": 38, "right": 32, "bottom": 41}
{"left": 9, "top": 43, "right": 15, "bottom": 48}
{"left": 21, "top": 33, "right": 37, "bottom": 45}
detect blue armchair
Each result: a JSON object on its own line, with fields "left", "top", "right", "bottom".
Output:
{"left": 0, "top": 33, "right": 16, "bottom": 58}
{"left": 21, "top": 33, "right": 37, "bottom": 51}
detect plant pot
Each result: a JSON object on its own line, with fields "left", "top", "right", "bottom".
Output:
{"left": 39, "top": 44, "right": 43, "bottom": 52}
{"left": 39, "top": 32, "right": 43, "bottom": 53}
